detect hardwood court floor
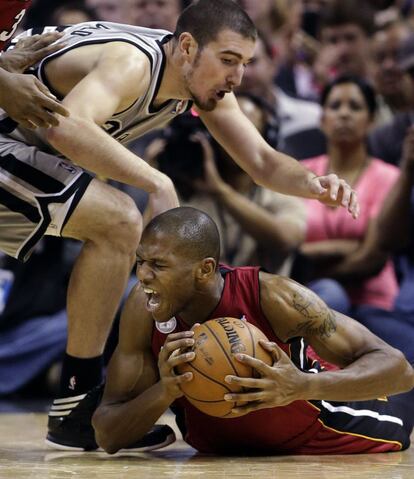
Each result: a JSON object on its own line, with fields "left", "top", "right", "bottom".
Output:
{"left": 0, "top": 411, "right": 413, "bottom": 479}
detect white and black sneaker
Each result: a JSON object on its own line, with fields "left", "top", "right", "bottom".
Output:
{"left": 45, "top": 385, "right": 176, "bottom": 452}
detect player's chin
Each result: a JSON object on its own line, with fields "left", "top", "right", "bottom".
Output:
{"left": 194, "top": 98, "right": 217, "bottom": 112}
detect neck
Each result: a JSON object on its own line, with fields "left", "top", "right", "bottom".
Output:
{"left": 326, "top": 142, "right": 370, "bottom": 186}
{"left": 327, "top": 142, "right": 368, "bottom": 173}
{"left": 179, "top": 273, "right": 225, "bottom": 327}
{"left": 156, "top": 41, "right": 190, "bottom": 105}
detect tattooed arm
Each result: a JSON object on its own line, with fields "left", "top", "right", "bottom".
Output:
{"left": 257, "top": 272, "right": 414, "bottom": 402}
{"left": 224, "top": 272, "right": 413, "bottom": 412}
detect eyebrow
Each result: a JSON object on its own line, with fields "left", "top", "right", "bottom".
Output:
{"left": 220, "top": 50, "right": 253, "bottom": 63}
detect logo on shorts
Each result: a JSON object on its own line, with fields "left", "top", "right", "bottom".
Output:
{"left": 156, "top": 317, "right": 177, "bottom": 334}
{"left": 59, "top": 161, "right": 77, "bottom": 174}
{"left": 69, "top": 376, "right": 76, "bottom": 391}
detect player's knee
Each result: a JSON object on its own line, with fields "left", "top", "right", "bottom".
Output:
{"left": 109, "top": 196, "right": 143, "bottom": 252}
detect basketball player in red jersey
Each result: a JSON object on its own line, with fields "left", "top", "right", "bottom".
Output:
{"left": 0, "top": 0, "right": 69, "bottom": 127}
{"left": 93, "top": 206, "right": 414, "bottom": 455}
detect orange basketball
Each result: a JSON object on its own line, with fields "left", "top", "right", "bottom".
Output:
{"left": 176, "top": 317, "right": 273, "bottom": 418}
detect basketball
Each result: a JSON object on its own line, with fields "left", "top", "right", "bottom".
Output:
{"left": 176, "top": 317, "right": 273, "bottom": 418}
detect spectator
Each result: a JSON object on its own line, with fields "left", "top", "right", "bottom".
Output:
{"left": 237, "top": 33, "right": 325, "bottom": 159}
{"left": 298, "top": 76, "right": 400, "bottom": 322}
{"left": 369, "top": 33, "right": 414, "bottom": 165}
{"left": 312, "top": 0, "right": 376, "bottom": 95}
{"left": 371, "top": 20, "right": 413, "bottom": 126}
{"left": 85, "top": 0, "right": 130, "bottom": 23}
{"left": 129, "top": 0, "right": 185, "bottom": 31}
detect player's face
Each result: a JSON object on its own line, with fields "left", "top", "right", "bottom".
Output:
{"left": 135, "top": 232, "right": 198, "bottom": 322}
{"left": 321, "top": 83, "right": 371, "bottom": 145}
{"left": 184, "top": 30, "right": 256, "bottom": 112}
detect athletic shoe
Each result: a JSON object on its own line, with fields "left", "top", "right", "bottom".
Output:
{"left": 45, "top": 385, "right": 176, "bottom": 452}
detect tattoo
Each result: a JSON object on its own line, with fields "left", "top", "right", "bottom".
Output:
{"left": 287, "top": 289, "right": 337, "bottom": 339}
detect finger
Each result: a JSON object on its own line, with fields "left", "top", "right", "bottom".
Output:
{"left": 38, "top": 96, "right": 70, "bottom": 118}
{"left": 163, "top": 336, "right": 194, "bottom": 355}
{"left": 224, "top": 375, "right": 265, "bottom": 388}
{"left": 27, "top": 42, "right": 67, "bottom": 66}
{"left": 166, "top": 330, "right": 194, "bottom": 342}
{"left": 168, "top": 351, "right": 195, "bottom": 368}
{"left": 324, "top": 174, "right": 340, "bottom": 201}
{"left": 258, "top": 340, "right": 283, "bottom": 363}
{"left": 224, "top": 391, "right": 264, "bottom": 402}
{"left": 231, "top": 402, "right": 264, "bottom": 415}
{"left": 232, "top": 353, "right": 273, "bottom": 374}
{"left": 26, "top": 31, "right": 65, "bottom": 49}
{"left": 309, "top": 176, "right": 326, "bottom": 195}
{"left": 30, "top": 108, "right": 61, "bottom": 128}
{"left": 349, "top": 191, "right": 360, "bottom": 219}
{"left": 339, "top": 181, "right": 351, "bottom": 208}
{"left": 16, "top": 118, "right": 37, "bottom": 130}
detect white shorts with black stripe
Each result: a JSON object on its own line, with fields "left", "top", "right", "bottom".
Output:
{"left": 0, "top": 134, "right": 93, "bottom": 261}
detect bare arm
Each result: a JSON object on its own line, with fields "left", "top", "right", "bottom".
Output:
{"left": 376, "top": 126, "right": 414, "bottom": 251}
{"left": 301, "top": 222, "right": 387, "bottom": 281}
{"left": 44, "top": 42, "right": 178, "bottom": 215}
{"left": 300, "top": 239, "right": 359, "bottom": 261}
{"left": 92, "top": 285, "right": 194, "bottom": 454}
{"left": 197, "top": 94, "right": 359, "bottom": 218}
{"left": 224, "top": 273, "right": 413, "bottom": 413}
{"left": 317, "top": 221, "right": 388, "bottom": 281}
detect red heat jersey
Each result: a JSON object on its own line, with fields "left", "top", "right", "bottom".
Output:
{"left": 151, "top": 265, "right": 322, "bottom": 454}
{"left": 151, "top": 265, "right": 408, "bottom": 454}
{"left": 0, "top": 0, "right": 31, "bottom": 50}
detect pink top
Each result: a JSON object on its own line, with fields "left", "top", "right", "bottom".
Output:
{"left": 302, "top": 155, "right": 400, "bottom": 310}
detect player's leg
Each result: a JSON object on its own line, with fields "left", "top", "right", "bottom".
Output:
{"left": 296, "top": 395, "right": 413, "bottom": 454}
{"left": 46, "top": 179, "right": 175, "bottom": 451}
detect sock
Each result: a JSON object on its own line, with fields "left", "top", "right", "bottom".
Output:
{"left": 59, "top": 353, "right": 104, "bottom": 397}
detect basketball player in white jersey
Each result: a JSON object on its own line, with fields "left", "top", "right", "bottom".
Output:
{"left": 0, "top": 0, "right": 358, "bottom": 451}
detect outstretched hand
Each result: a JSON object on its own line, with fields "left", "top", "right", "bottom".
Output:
{"left": 309, "top": 173, "right": 360, "bottom": 219}
{"left": 224, "top": 340, "right": 310, "bottom": 415}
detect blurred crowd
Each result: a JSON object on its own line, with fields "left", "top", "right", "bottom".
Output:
{"left": 1, "top": 0, "right": 414, "bottom": 397}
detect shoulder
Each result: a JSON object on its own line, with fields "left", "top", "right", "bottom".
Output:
{"left": 259, "top": 271, "right": 330, "bottom": 341}
{"left": 368, "top": 158, "right": 400, "bottom": 183}
{"left": 118, "top": 282, "right": 154, "bottom": 351}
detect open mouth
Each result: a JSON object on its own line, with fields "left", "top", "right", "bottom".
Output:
{"left": 143, "top": 286, "right": 161, "bottom": 313}
{"left": 215, "top": 90, "right": 229, "bottom": 100}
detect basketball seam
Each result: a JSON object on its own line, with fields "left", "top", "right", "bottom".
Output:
{"left": 205, "top": 322, "right": 239, "bottom": 376}
{"left": 185, "top": 361, "right": 233, "bottom": 393}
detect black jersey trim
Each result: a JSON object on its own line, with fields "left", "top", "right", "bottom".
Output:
{"left": 1, "top": 154, "right": 65, "bottom": 194}
{"left": 37, "top": 38, "right": 154, "bottom": 102}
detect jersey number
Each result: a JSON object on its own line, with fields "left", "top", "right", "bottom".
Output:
{"left": 0, "top": 10, "right": 26, "bottom": 42}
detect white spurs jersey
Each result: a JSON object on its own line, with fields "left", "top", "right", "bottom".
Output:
{"left": 0, "top": 22, "right": 192, "bottom": 149}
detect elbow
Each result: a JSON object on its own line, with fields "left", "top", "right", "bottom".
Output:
{"left": 92, "top": 408, "right": 121, "bottom": 455}
{"left": 391, "top": 348, "right": 414, "bottom": 393}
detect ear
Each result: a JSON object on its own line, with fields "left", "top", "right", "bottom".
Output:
{"left": 196, "top": 257, "right": 217, "bottom": 281}
{"left": 178, "top": 32, "right": 198, "bottom": 61}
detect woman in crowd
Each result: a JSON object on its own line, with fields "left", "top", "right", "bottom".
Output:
{"left": 299, "top": 76, "right": 400, "bottom": 318}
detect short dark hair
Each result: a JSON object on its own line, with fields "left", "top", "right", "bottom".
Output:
{"left": 319, "top": 0, "right": 375, "bottom": 37}
{"left": 174, "top": 0, "right": 257, "bottom": 49}
{"left": 144, "top": 207, "right": 221, "bottom": 264}
{"left": 320, "top": 75, "right": 377, "bottom": 118}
